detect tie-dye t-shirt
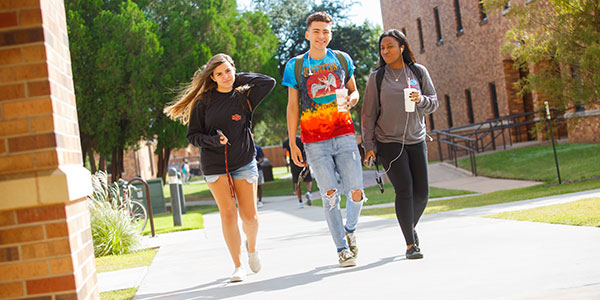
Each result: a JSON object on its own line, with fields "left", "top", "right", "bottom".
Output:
{"left": 282, "top": 49, "right": 356, "bottom": 143}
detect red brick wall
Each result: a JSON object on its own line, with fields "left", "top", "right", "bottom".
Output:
{"left": 381, "top": 0, "right": 516, "bottom": 130}
{"left": 0, "top": 0, "right": 98, "bottom": 299}
{"left": 0, "top": 200, "right": 97, "bottom": 299}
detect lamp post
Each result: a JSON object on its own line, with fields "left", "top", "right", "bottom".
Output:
{"left": 544, "top": 101, "right": 562, "bottom": 184}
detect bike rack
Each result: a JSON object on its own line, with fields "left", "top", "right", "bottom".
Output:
{"left": 127, "top": 177, "right": 156, "bottom": 237}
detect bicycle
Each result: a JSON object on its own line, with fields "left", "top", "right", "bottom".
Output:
{"left": 119, "top": 179, "right": 148, "bottom": 233}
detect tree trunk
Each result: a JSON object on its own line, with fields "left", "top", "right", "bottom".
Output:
{"left": 111, "top": 147, "right": 124, "bottom": 183}
{"left": 88, "top": 148, "right": 97, "bottom": 173}
{"left": 99, "top": 155, "right": 106, "bottom": 171}
{"left": 156, "top": 146, "right": 171, "bottom": 183}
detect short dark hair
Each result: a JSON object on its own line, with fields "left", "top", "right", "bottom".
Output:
{"left": 306, "top": 11, "right": 333, "bottom": 29}
{"left": 378, "top": 29, "right": 417, "bottom": 68}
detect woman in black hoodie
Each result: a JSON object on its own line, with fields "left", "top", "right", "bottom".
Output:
{"left": 164, "top": 53, "right": 275, "bottom": 282}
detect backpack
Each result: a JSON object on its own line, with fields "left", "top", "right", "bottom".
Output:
{"left": 375, "top": 62, "right": 423, "bottom": 107}
{"left": 294, "top": 50, "right": 350, "bottom": 89}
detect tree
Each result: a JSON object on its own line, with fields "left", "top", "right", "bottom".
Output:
{"left": 484, "top": 0, "right": 600, "bottom": 109}
{"left": 67, "top": 0, "right": 162, "bottom": 181}
{"left": 140, "top": 0, "right": 278, "bottom": 180}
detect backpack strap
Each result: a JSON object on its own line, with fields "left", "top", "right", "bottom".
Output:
{"left": 375, "top": 66, "right": 385, "bottom": 122}
{"left": 294, "top": 50, "right": 351, "bottom": 88}
{"left": 332, "top": 50, "right": 349, "bottom": 84}
{"left": 294, "top": 53, "right": 305, "bottom": 89}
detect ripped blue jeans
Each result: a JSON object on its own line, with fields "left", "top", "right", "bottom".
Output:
{"left": 304, "top": 134, "right": 365, "bottom": 252}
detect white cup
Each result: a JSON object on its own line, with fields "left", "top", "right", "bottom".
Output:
{"left": 335, "top": 88, "right": 349, "bottom": 112}
{"left": 404, "top": 88, "right": 417, "bottom": 112}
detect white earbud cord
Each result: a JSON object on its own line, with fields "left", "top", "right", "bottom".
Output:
{"left": 379, "top": 65, "right": 423, "bottom": 176}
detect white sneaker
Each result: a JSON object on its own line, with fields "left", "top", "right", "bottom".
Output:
{"left": 257, "top": 201, "right": 263, "bottom": 208}
{"left": 248, "top": 252, "right": 261, "bottom": 273}
{"left": 298, "top": 202, "right": 304, "bottom": 208}
{"left": 230, "top": 267, "right": 246, "bottom": 282}
{"left": 304, "top": 192, "right": 312, "bottom": 206}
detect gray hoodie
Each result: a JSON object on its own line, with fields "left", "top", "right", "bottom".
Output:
{"left": 361, "top": 63, "right": 438, "bottom": 153}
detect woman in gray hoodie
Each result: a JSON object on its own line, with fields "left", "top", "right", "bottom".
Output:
{"left": 361, "top": 29, "right": 438, "bottom": 259}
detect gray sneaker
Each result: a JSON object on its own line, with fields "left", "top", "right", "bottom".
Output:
{"left": 346, "top": 232, "right": 358, "bottom": 257}
{"left": 338, "top": 249, "right": 356, "bottom": 267}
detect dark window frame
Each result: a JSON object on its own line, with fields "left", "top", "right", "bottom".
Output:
{"left": 465, "top": 89, "right": 475, "bottom": 123}
{"left": 454, "top": 0, "right": 464, "bottom": 36}
{"left": 433, "top": 7, "right": 443, "bottom": 45}
{"left": 445, "top": 95, "right": 454, "bottom": 127}
{"left": 479, "top": 1, "right": 488, "bottom": 25}
{"left": 428, "top": 114, "right": 435, "bottom": 130}
{"left": 417, "top": 18, "right": 425, "bottom": 53}
{"left": 489, "top": 82, "right": 500, "bottom": 118}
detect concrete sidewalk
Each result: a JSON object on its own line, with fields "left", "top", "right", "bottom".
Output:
{"left": 97, "top": 164, "right": 600, "bottom": 299}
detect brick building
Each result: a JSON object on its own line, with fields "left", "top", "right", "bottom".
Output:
{"left": 0, "top": 0, "right": 99, "bottom": 299}
{"left": 379, "top": 0, "right": 599, "bottom": 159}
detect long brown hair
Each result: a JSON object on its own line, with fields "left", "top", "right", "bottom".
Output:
{"left": 164, "top": 53, "right": 236, "bottom": 125}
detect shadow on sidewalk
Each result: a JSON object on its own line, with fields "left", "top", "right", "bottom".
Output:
{"left": 135, "top": 255, "right": 403, "bottom": 299}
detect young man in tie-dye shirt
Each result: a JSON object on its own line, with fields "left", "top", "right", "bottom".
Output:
{"left": 282, "top": 11, "right": 365, "bottom": 268}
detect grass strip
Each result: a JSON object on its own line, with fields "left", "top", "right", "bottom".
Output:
{"left": 457, "top": 143, "right": 600, "bottom": 183}
{"left": 362, "top": 178, "right": 600, "bottom": 219}
{"left": 100, "top": 288, "right": 137, "bottom": 300}
{"left": 310, "top": 184, "right": 474, "bottom": 208}
{"left": 142, "top": 205, "right": 218, "bottom": 236}
{"left": 95, "top": 249, "right": 157, "bottom": 273}
{"left": 486, "top": 197, "right": 600, "bottom": 227}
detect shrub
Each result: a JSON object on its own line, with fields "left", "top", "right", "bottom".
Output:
{"left": 88, "top": 171, "right": 141, "bottom": 257}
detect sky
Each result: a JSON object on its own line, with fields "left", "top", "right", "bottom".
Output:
{"left": 236, "top": 0, "right": 383, "bottom": 27}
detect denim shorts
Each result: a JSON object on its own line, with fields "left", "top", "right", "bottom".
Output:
{"left": 204, "top": 160, "right": 258, "bottom": 184}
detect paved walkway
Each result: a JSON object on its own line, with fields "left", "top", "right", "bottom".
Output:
{"left": 97, "top": 163, "right": 600, "bottom": 299}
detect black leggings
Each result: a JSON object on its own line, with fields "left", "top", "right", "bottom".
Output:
{"left": 377, "top": 141, "right": 429, "bottom": 246}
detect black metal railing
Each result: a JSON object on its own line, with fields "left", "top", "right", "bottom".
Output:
{"left": 430, "top": 109, "right": 566, "bottom": 176}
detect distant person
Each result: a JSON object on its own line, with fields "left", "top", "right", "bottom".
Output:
{"left": 164, "top": 53, "right": 276, "bottom": 282}
{"left": 283, "top": 137, "right": 313, "bottom": 208}
{"left": 361, "top": 29, "right": 439, "bottom": 259}
{"left": 181, "top": 159, "right": 190, "bottom": 184}
{"left": 282, "top": 11, "right": 365, "bottom": 267}
{"left": 255, "top": 144, "right": 264, "bottom": 208}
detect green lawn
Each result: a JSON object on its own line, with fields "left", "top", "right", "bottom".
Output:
{"left": 101, "top": 288, "right": 137, "bottom": 300}
{"left": 311, "top": 184, "right": 474, "bottom": 208}
{"left": 143, "top": 205, "right": 219, "bottom": 235}
{"left": 362, "top": 176, "right": 600, "bottom": 219}
{"left": 457, "top": 143, "right": 600, "bottom": 183}
{"left": 163, "top": 166, "right": 295, "bottom": 201}
{"left": 487, "top": 197, "right": 600, "bottom": 227}
{"left": 95, "top": 249, "right": 158, "bottom": 273}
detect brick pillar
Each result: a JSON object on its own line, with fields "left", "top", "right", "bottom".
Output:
{"left": 0, "top": 1, "right": 97, "bottom": 299}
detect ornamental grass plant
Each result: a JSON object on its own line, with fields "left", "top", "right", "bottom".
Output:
{"left": 88, "top": 171, "right": 141, "bottom": 257}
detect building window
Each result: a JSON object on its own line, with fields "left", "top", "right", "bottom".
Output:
{"left": 401, "top": 27, "right": 407, "bottom": 36}
{"left": 429, "top": 114, "right": 435, "bottom": 130}
{"left": 433, "top": 7, "right": 443, "bottom": 45}
{"left": 417, "top": 18, "right": 425, "bottom": 53}
{"left": 465, "top": 89, "right": 474, "bottom": 123}
{"left": 479, "top": 1, "right": 488, "bottom": 25}
{"left": 454, "top": 0, "right": 464, "bottom": 35}
{"left": 489, "top": 82, "right": 500, "bottom": 118}
{"left": 445, "top": 95, "right": 453, "bottom": 127}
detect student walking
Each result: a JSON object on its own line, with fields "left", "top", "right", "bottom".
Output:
{"left": 283, "top": 137, "right": 313, "bottom": 208}
{"left": 255, "top": 144, "right": 264, "bottom": 208}
{"left": 282, "top": 11, "right": 365, "bottom": 267}
{"left": 361, "top": 29, "right": 439, "bottom": 259}
{"left": 164, "top": 53, "right": 275, "bottom": 282}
